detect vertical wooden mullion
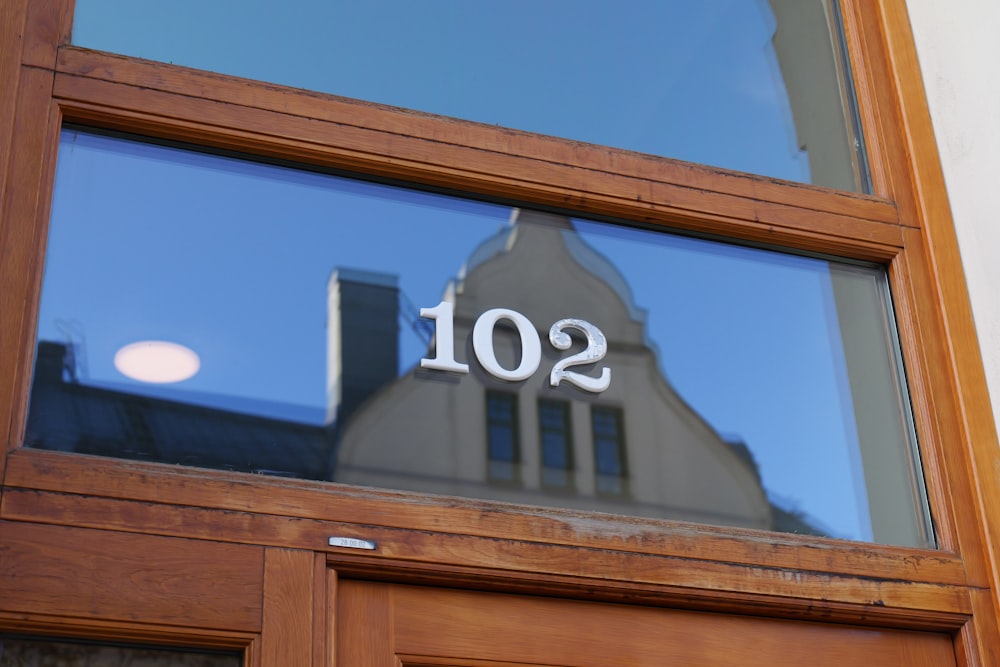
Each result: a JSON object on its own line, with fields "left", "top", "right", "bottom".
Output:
{"left": 261, "top": 548, "right": 315, "bottom": 667}
{"left": 326, "top": 568, "right": 338, "bottom": 667}
{"left": 312, "top": 553, "right": 328, "bottom": 667}
{"left": 0, "top": 67, "right": 59, "bottom": 479}
{"left": 335, "top": 580, "right": 395, "bottom": 667}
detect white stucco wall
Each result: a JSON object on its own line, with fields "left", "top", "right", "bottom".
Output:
{"left": 906, "top": 0, "right": 1000, "bottom": 424}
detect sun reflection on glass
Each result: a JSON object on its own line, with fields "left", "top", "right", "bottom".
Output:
{"left": 114, "top": 340, "right": 200, "bottom": 383}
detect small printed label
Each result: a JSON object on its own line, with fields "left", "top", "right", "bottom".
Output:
{"left": 328, "top": 536, "right": 377, "bottom": 550}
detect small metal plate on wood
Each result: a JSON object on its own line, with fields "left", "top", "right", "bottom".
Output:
{"left": 328, "top": 536, "right": 377, "bottom": 550}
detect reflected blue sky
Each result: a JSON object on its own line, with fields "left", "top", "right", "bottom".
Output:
{"left": 37, "top": 130, "right": 875, "bottom": 540}
{"left": 72, "top": 0, "right": 811, "bottom": 184}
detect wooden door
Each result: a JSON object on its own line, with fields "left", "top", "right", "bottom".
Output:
{"left": 336, "top": 580, "right": 955, "bottom": 666}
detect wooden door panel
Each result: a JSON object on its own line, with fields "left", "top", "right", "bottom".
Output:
{"left": 337, "top": 580, "right": 955, "bottom": 667}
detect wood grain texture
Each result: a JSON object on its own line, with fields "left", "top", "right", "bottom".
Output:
{"left": 888, "top": 0, "right": 1000, "bottom": 606}
{"left": 0, "top": 486, "right": 973, "bottom": 630}
{"left": 48, "top": 57, "right": 906, "bottom": 262}
{"left": 893, "top": 227, "right": 992, "bottom": 584}
{"left": 843, "top": 0, "right": 1000, "bottom": 655}
{"left": 322, "top": 563, "right": 336, "bottom": 667}
{"left": 955, "top": 589, "right": 1000, "bottom": 667}
{"left": 21, "top": 0, "right": 72, "bottom": 69}
{"left": 0, "top": 0, "right": 27, "bottom": 209}
{"left": 345, "top": 580, "right": 957, "bottom": 667}
{"left": 261, "top": 548, "right": 315, "bottom": 667}
{"left": 52, "top": 47, "right": 897, "bottom": 222}
{"left": 0, "top": 455, "right": 968, "bottom": 586}
{"left": 336, "top": 581, "right": 394, "bottom": 667}
{"left": 0, "top": 521, "right": 264, "bottom": 631}
{"left": 848, "top": 0, "right": 1000, "bottom": 618}
{"left": 0, "top": 66, "right": 57, "bottom": 475}
{"left": 0, "top": 0, "right": 997, "bottom": 661}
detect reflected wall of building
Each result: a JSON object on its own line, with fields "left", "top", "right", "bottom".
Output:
{"left": 27, "top": 208, "right": 826, "bottom": 535}
{"left": 333, "top": 210, "right": 779, "bottom": 530}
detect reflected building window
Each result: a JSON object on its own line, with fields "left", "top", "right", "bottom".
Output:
{"left": 592, "top": 407, "right": 627, "bottom": 496}
{"left": 538, "top": 399, "right": 573, "bottom": 490}
{"left": 486, "top": 391, "right": 520, "bottom": 483}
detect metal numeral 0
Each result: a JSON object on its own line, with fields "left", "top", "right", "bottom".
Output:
{"left": 472, "top": 308, "right": 542, "bottom": 382}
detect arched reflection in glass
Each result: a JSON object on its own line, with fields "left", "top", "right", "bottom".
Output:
{"left": 27, "top": 129, "right": 930, "bottom": 547}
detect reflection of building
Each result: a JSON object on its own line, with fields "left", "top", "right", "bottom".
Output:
{"left": 333, "top": 210, "right": 814, "bottom": 533}
{"left": 26, "top": 341, "right": 335, "bottom": 479}
{"left": 26, "top": 209, "right": 822, "bottom": 535}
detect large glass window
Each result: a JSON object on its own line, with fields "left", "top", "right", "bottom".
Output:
{"left": 69, "top": 0, "right": 865, "bottom": 191}
{"left": 26, "top": 128, "right": 930, "bottom": 546}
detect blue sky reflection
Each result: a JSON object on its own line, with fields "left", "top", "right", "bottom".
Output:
{"left": 36, "top": 130, "right": 879, "bottom": 539}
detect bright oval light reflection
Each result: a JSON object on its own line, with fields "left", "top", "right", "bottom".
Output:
{"left": 114, "top": 340, "right": 200, "bottom": 384}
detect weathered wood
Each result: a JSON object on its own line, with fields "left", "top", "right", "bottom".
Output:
{"left": 0, "top": 521, "right": 264, "bottom": 631}
{"left": 0, "top": 486, "right": 973, "bottom": 629}
{"left": 0, "top": 457, "right": 969, "bottom": 586}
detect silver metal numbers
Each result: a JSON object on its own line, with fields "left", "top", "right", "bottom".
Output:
{"left": 420, "top": 301, "right": 611, "bottom": 393}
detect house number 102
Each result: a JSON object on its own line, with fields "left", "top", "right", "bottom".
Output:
{"left": 419, "top": 302, "right": 611, "bottom": 393}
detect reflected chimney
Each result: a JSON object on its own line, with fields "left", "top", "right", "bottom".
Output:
{"left": 326, "top": 268, "right": 400, "bottom": 428}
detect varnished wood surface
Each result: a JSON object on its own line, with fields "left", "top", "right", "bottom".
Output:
{"left": 261, "top": 549, "right": 315, "bottom": 667}
{"left": 339, "top": 579, "right": 957, "bottom": 667}
{"left": 21, "top": 0, "right": 72, "bottom": 69}
{"left": 0, "top": 452, "right": 969, "bottom": 587}
{"left": 0, "top": 64, "right": 57, "bottom": 477}
{"left": 0, "top": 521, "right": 264, "bottom": 631}
{"left": 0, "top": 0, "right": 998, "bottom": 663}
{"left": 887, "top": 0, "right": 1000, "bottom": 622}
{"left": 0, "top": 0, "right": 27, "bottom": 210}
{"left": 51, "top": 48, "right": 898, "bottom": 220}
{"left": 0, "top": 0, "right": 29, "bottom": 485}
{"left": 855, "top": 0, "right": 1000, "bottom": 619}
{"left": 336, "top": 581, "right": 394, "bottom": 667}
{"left": 0, "top": 469, "right": 977, "bottom": 631}
{"left": 49, "top": 49, "right": 906, "bottom": 262}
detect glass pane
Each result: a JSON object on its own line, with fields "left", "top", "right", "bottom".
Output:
{"left": 71, "top": 0, "right": 865, "bottom": 191}
{"left": 0, "top": 636, "right": 240, "bottom": 667}
{"left": 27, "top": 129, "right": 930, "bottom": 546}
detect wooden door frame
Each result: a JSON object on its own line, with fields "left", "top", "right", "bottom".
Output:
{"left": 2, "top": 0, "right": 1000, "bottom": 664}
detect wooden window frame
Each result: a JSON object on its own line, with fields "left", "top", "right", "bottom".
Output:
{"left": 2, "top": 0, "right": 1000, "bottom": 663}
